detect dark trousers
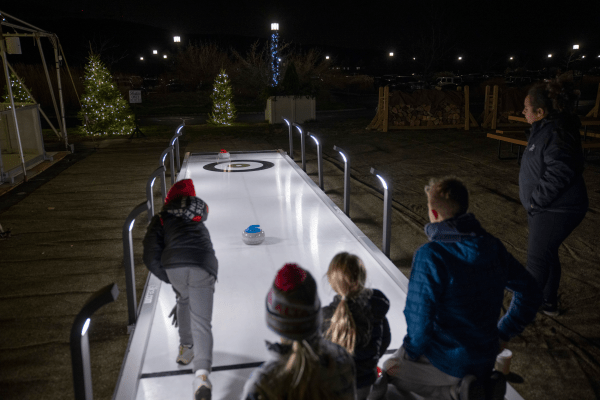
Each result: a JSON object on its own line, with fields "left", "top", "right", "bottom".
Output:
{"left": 526, "top": 210, "right": 586, "bottom": 305}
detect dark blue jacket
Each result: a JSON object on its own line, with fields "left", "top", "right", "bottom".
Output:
{"left": 322, "top": 289, "right": 391, "bottom": 388}
{"left": 143, "top": 196, "right": 218, "bottom": 283}
{"left": 403, "top": 214, "right": 541, "bottom": 378}
{"left": 519, "top": 113, "right": 588, "bottom": 215}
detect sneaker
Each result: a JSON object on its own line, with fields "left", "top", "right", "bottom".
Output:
{"left": 456, "top": 374, "right": 484, "bottom": 400}
{"left": 542, "top": 302, "right": 559, "bottom": 317}
{"left": 485, "top": 371, "right": 506, "bottom": 400}
{"left": 176, "top": 345, "right": 194, "bottom": 365}
{"left": 193, "top": 374, "right": 212, "bottom": 400}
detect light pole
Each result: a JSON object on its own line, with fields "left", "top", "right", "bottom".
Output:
{"left": 370, "top": 168, "right": 393, "bottom": 257}
{"left": 292, "top": 123, "right": 306, "bottom": 171}
{"left": 282, "top": 117, "right": 293, "bottom": 160}
{"left": 308, "top": 133, "right": 324, "bottom": 190}
{"left": 333, "top": 145, "right": 350, "bottom": 216}
{"left": 70, "top": 283, "right": 119, "bottom": 400}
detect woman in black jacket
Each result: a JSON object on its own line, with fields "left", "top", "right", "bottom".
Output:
{"left": 322, "top": 252, "right": 391, "bottom": 400}
{"left": 519, "top": 78, "right": 588, "bottom": 316}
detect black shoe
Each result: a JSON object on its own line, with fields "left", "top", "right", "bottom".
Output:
{"left": 485, "top": 371, "right": 506, "bottom": 400}
{"left": 541, "top": 302, "right": 559, "bottom": 317}
{"left": 457, "top": 375, "right": 485, "bottom": 400}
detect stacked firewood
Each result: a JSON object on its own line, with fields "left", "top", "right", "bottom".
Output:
{"left": 389, "top": 101, "right": 465, "bottom": 126}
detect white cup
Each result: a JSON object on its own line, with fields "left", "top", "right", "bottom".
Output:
{"left": 495, "top": 348, "right": 513, "bottom": 375}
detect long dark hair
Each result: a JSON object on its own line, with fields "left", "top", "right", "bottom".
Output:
{"left": 528, "top": 75, "right": 580, "bottom": 116}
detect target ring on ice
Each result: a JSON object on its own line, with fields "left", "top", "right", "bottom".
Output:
{"left": 203, "top": 160, "right": 274, "bottom": 172}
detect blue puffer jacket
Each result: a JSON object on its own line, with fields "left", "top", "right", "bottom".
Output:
{"left": 403, "top": 213, "right": 541, "bottom": 378}
{"left": 519, "top": 112, "right": 588, "bottom": 215}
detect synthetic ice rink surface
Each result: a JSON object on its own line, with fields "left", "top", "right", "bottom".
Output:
{"left": 114, "top": 151, "right": 521, "bottom": 400}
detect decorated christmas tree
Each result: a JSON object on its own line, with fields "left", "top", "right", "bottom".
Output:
{"left": 2, "top": 72, "right": 33, "bottom": 104}
{"left": 78, "top": 54, "right": 135, "bottom": 136}
{"left": 208, "top": 68, "right": 236, "bottom": 125}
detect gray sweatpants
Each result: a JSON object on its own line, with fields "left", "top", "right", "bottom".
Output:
{"left": 166, "top": 267, "right": 216, "bottom": 372}
{"left": 385, "top": 346, "right": 461, "bottom": 400}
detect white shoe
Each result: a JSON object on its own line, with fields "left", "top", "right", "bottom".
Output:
{"left": 193, "top": 374, "right": 212, "bottom": 400}
{"left": 176, "top": 345, "right": 194, "bottom": 365}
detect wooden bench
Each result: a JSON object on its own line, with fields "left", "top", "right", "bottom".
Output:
{"left": 488, "top": 128, "right": 600, "bottom": 164}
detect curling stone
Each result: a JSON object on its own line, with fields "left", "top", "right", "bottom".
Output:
{"left": 242, "top": 225, "right": 265, "bottom": 245}
{"left": 217, "top": 149, "right": 230, "bottom": 163}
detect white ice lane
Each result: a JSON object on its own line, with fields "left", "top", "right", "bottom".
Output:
{"left": 114, "top": 150, "right": 519, "bottom": 400}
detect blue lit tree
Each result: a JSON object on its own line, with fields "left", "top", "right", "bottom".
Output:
{"left": 78, "top": 54, "right": 135, "bottom": 136}
{"left": 270, "top": 23, "right": 280, "bottom": 86}
{"left": 208, "top": 68, "right": 237, "bottom": 125}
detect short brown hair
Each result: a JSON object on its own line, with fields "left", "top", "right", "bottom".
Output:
{"left": 425, "top": 177, "right": 469, "bottom": 219}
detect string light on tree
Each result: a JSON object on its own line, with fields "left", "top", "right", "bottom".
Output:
{"left": 2, "top": 72, "right": 33, "bottom": 107}
{"left": 208, "top": 68, "right": 237, "bottom": 125}
{"left": 77, "top": 54, "right": 135, "bottom": 136}
{"left": 270, "top": 23, "right": 280, "bottom": 86}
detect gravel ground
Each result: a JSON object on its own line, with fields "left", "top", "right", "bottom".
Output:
{"left": 1, "top": 113, "right": 599, "bottom": 399}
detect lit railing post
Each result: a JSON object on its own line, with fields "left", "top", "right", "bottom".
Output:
{"left": 370, "top": 167, "right": 393, "bottom": 257}
{"left": 333, "top": 145, "right": 350, "bottom": 216}
{"left": 122, "top": 202, "right": 149, "bottom": 329}
{"left": 146, "top": 166, "right": 167, "bottom": 223}
{"left": 159, "top": 145, "right": 175, "bottom": 186}
{"left": 70, "top": 283, "right": 119, "bottom": 400}
{"left": 282, "top": 117, "right": 293, "bottom": 160}
{"left": 308, "top": 132, "right": 324, "bottom": 190}
{"left": 292, "top": 123, "right": 306, "bottom": 171}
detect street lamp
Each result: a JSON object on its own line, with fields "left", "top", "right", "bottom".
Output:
{"left": 308, "top": 133, "right": 324, "bottom": 190}
{"left": 333, "top": 145, "right": 350, "bottom": 216}
{"left": 152, "top": 50, "right": 158, "bottom": 55}
{"left": 509, "top": 56, "right": 514, "bottom": 60}
{"left": 458, "top": 56, "right": 463, "bottom": 60}
{"left": 370, "top": 168, "right": 392, "bottom": 257}
{"left": 326, "top": 55, "right": 330, "bottom": 60}
{"left": 573, "top": 44, "right": 579, "bottom": 50}
{"left": 163, "top": 55, "right": 167, "bottom": 59}
{"left": 389, "top": 52, "right": 394, "bottom": 57}
{"left": 548, "top": 54, "right": 553, "bottom": 58}
{"left": 174, "top": 36, "right": 181, "bottom": 43}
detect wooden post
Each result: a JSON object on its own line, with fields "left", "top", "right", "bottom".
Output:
{"left": 383, "top": 86, "right": 389, "bottom": 133}
{"left": 586, "top": 83, "right": 600, "bottom": 118}
{"left": 491, "top": 85, "right": 499, "bottom": 130}
{"left": 464, "top": 85, "right": 470, "bottom": 131}
{"left": 484, "top": 85, "right": 490, "bottom": 123}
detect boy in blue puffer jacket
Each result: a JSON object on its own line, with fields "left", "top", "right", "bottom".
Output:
{"left": 376, "top": 177, "right": 541, "bottom": 400}
{"left": 143, "top": 179, "right": 217, "bottom": 400}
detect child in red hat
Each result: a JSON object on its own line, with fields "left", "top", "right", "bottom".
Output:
{"left": 143, "top": 179, "right": 217, "bottom": 400}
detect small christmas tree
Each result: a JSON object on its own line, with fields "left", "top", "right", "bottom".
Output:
{"left": 2, "top": 72, "right": 33, "bottom": 104}
{"left": 208, "top": 68, "right": 236, "bottom": 125}
{"left": 78, "top": 54, "right": 135, "bottom": 136}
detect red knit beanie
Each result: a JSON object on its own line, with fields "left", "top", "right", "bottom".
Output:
{"left": 165, "top": 179, "right": 196, "bottom": 205}
{"left": 266, "top": 263, "right": 321, "bottom": 341}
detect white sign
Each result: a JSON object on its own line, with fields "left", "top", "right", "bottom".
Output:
{"left": 129, "top": 90, "right": 142, "bottom": 104}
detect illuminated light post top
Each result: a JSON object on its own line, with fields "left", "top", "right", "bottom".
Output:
{"left": 458, "top": 56, "right": 463, "bottom": 60}
{"left": 326, "top": 55, "right": 330, "bottom": 60}
{"left": 140, "top": 57, "right": 144, "bottom": 60}
{"left": 509, "top": 56, "right": 514, "bottom": 60}
{"left": 413, "top": 57, "right": 416, "bottom": 60}
{"left": 153, "top": 50, "right": 158, "bottom": 55}
{"left": 389, "top": 52, "right": 394, "bottom": 57}
{"left": 163, "top": 55, "right": 167, "bottom": 59}
{"left": 271, "top": 23, "right": 279, "bottom": 31}
{"left": 573, "top": 44, "right": 579, "bottom": 50}
{"left": 174, "top": 36, "right": 181, "bottom": 43}
{"left": 548, "top": 54, "right": 552, "bottom": 58}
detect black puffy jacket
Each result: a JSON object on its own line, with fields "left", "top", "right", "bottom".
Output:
{"left": 322, "top": 288, "right": 391, "bottom": 389}
{"left": 143, "top": 196, "right": 218, "bottom": 283}
{"left": 519, "top": 112, "right": 588, "bottom": 215}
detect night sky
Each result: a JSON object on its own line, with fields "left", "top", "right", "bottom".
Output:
{"left": 2, "top": 1, "right": 600, "bottom": 71}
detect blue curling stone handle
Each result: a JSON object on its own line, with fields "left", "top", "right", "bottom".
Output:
{"left": 245, "top": 225, "right": 261, "bottom": 233}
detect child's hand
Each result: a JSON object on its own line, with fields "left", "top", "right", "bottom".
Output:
{"left": 169, "top": 304, "right": 178, "bottom": 327}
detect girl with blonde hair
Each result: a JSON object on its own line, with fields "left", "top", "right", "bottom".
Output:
{"left": 322, "top": 252, "right": 391, "bottom": 400}
{"left": 241, "top": 263, "right": 356, "bottom": 400}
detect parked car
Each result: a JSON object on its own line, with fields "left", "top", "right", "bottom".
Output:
{"left": 436, "top": 76, "right": 463, "bottom": 87}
